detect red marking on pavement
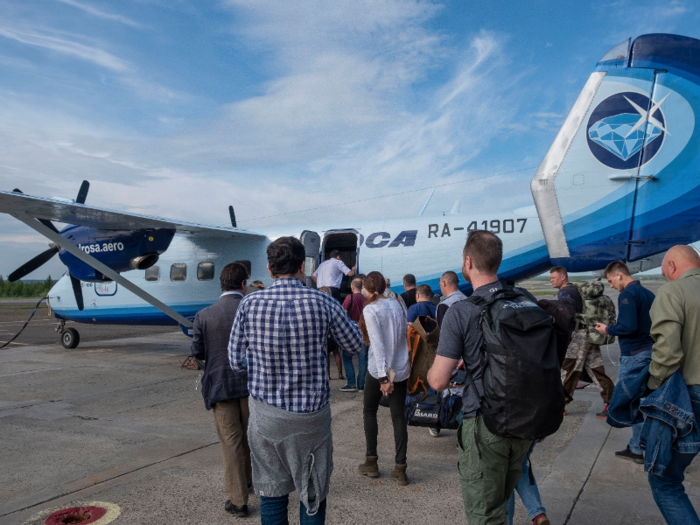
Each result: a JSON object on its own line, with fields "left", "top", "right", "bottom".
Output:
{"left": 44, "top": 506, "right": 107, "bottom": 525}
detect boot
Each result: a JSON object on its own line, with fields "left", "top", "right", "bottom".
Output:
{"left": 390, "top": 463, "right": 408, "bottom": 486}
{"left": 358, "top": 456, "right": 379, "bottom": 478}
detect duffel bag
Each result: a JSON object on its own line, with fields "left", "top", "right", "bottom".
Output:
{"left": 405, "top": 391, "right": 462, "bottom": 429}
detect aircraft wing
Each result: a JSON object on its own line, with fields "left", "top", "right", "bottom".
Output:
{"left": 0, "top": 190, "right": 266, "bottom": 239}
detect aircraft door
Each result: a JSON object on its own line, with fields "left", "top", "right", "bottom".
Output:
{"left": 300, "top": 230, "right": 321, "bottom": 286}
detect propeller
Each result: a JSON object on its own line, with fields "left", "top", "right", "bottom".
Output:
{"left": 70, "top": 274, "right": 84, "bottom": 311}
{"left": 8, "top": 245, "right": 60, "bottom": 282}
{"left": 8, "top": 181, "right": 90, "bottom": 310}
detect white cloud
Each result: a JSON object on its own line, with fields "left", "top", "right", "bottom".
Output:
{"left": 115, "top": 75, "right": 189, "bottom": 102}
{"left": 0, "top": 1, "right": 536, "bottom": 278}
{"left": 55, "top": 0, "right": 142, "bottom": 28}
{"left": 0, "top": 26, "right": 130, "bottom": 71}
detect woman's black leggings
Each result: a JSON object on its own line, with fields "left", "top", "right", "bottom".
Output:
{"left": 363, "top": 372, "right": 408, "bottom": 465}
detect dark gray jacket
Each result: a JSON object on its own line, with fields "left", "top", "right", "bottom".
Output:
{"left": 191, "top": 292, "right": 248, "bottom": 409}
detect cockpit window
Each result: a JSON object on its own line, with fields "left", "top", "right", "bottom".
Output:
{"left": 145, "top": 265, "right": 160, "bottom": 282}
{"left": 170, "top": 263, "right": 187, "bottom": 282}
{"left": 197, "top": 262, "right": 215, "bottom": 281}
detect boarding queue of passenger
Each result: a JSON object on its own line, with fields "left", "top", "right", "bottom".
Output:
{"left": 191, "top": 232, "right": 700, "bottom": 525}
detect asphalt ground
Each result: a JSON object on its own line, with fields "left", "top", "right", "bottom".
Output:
{"left": 0, "top": 299, "right": 180, "bottom": 348}
{"left": 1, "top": 280, "right": 699, "bottom": 524}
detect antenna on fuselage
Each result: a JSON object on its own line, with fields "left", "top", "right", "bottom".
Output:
{"left": 229, "top": 206, "right": 237, "bottom": 228}
{"left": 419, "top": 190, "right": 435, "bottom": 216}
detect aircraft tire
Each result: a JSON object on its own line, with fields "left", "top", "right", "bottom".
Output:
{"left": 61, "top": 328, "right": 80, "bottom": 349}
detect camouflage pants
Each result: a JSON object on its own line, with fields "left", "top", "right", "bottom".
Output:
{"left": 561, "top": 330, "right": 614, "bottom": 404}
{"left": 565, "top": 329, "right": 604, "bottom": 371}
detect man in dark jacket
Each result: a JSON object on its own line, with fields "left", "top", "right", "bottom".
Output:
{"left": 595, "top": 261, "right": 655, "bottom": 464}
{"left": 191, "top": 262, "right": 250, "bottom": 518}
{"left": 401, "top": 274, "right": 418, "bottom": 309}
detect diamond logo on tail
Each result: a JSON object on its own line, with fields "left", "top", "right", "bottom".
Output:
{"left": 588, "top": 114, "right": 663, "bottom": 161}
{"left": 586, "top": 91, "right": 667, "bottom": 170}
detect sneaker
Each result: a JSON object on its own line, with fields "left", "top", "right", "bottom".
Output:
{"left": 575, "top": 381, "right": 589, "bottom": 389}
{"left": 596, "top": 404, "right": 609, "bottom": 418}
{"left": 340, "top": 384, "right": 357, "bottom": 392}
{"left": 532, "top": 513, "right": 550, "bottom": 525}
{"left": 428, "top": 428, "right": 440, "bottom": 437}
{"left": 339, "top": 374, "right": 345, "bottom": 380}
{"left": 615, "top": 445, "right": 644, "bottom": 464}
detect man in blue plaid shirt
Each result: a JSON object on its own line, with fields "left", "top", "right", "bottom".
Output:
{"left": 229, "top": 236, "right": 362, "bottom": 525}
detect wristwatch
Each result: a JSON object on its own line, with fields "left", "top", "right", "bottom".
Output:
{"left": 378, "top": 376, "right": 390, "bottom": 384}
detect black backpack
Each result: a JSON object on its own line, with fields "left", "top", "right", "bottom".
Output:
{"left": 466, "top": 280, "right": 565, "bottom": 441}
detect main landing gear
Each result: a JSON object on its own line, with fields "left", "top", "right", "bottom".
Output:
{"left": 56, "top": 319, "right": 80, "bottom": 349}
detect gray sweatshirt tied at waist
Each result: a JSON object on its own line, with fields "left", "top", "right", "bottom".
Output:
{"left": 248, "top": 398, "right": 333, "bottom": 515}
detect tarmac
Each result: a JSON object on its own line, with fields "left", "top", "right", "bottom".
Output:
{"left": 1, "top": 282, "right": 699, "bottom": 524}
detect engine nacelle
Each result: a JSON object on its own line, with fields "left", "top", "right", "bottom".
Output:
{"left": 58, "top": 226, "right": 175, "bottom": 281}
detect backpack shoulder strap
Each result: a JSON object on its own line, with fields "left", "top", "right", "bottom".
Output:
{"left": 466, "top": 294, "right": 486, "bottom": 306}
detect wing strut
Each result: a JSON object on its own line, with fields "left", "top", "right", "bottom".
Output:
{"left": 12, "top": 212, "right": 194, "bottom": 329}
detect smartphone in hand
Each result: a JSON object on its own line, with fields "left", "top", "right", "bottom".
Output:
{"left": 450, "top": 368, "right": 467, "bottom": 386}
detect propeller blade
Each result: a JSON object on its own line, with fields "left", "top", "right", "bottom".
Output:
{"left": 76, "top": 180, "right": 90, "bottom": 204}
{"left": 70, "top": 274, "right": 84, "bottom": 311}
{"left": 38, "top": 219, "right": 59, "bottom": 234}
{"left": 7, "top": 247, "right": 60, "bottom": 282}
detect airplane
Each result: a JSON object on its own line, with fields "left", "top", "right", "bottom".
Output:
{"left": 1, "top": 33, "right": 699, "bottom": 349}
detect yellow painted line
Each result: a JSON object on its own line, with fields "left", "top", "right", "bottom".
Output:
{"left": 0, "top": 340, "right": 27, "bottom": 346}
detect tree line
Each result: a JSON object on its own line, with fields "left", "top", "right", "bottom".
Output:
{"left": 0, "top": 276, "right": 56, "bottom": 298}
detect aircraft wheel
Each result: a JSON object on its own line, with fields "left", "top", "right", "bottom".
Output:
{"left": 61, "top": 328, "right": 80, "bottom": 349}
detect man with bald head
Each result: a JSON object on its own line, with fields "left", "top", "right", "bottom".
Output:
{"left": 647, "top": 245, "right": 700, "bottom": 523}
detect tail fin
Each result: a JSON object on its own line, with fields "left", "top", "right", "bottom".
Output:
{"left": 532, "top": 34, "right": 700, "bottom": 272}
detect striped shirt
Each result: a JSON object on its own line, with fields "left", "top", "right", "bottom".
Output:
{"left": 228, "top": 277, "right": 363, "bottom": 413}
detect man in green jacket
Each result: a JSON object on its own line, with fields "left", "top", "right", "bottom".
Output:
{"left": 647, "top": 245, "right": 700, "bottom": 524}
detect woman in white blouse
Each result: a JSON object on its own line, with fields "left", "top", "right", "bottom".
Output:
{"left": 357, "top": 271, "right": 410, "bottom": 486}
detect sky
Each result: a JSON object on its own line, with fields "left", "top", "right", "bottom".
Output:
{"left": 0, "top": 0, "right": 699, "bottom": 279}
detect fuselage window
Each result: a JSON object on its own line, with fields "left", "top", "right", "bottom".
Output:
{"left": 145, "top": 265, "right": 160, "bottom": 282}
{"left": 198, "top": 262, "right": 215, "bottom": 281}
{"left": 234, "top": 260, "right": 252, "bottom": 278}
{"left": 170, "top": 263, "right": 187, "bottom": 282}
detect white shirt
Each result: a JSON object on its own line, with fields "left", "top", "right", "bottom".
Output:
{"left": 313, "top": 258, "right": 351, "bottom": 288}
{"left": 363, "top": 298, "right": 410, "bottom": 382}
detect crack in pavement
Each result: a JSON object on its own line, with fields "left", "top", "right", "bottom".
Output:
{"left": 563, "top": 425, "right": 612, "bottom": 525}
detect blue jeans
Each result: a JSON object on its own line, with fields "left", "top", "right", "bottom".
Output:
{"left": 619, "top": 349, "right": 652, "bottom": 455}
{"left": 506, "top": 442, "right": 545, "bottom": 525}
{"left": 260, "top": 495, "right": 327, "bottom": 525}
{"left": 341, "top": 344, "right": 368, "bottom": 388}
{"left": 648, "top": 384, "right": 700, "bottom": 525}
